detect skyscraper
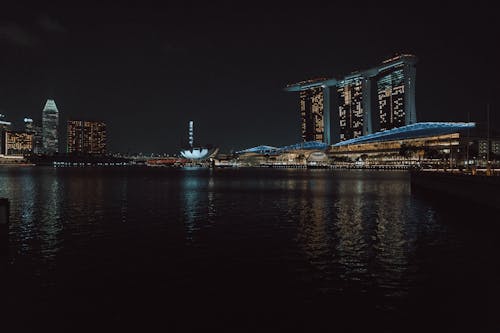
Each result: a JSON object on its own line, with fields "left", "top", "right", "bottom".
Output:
{"left": 24, "top": 118, "right": 43, "bottom": 154}
{"left": 67, "top": 120, "right": 107, "bottom": 155}
{"left": 300, "top": 87, "right": 325, "bottom": 142}
{"left": 285, "top": 54, "right": 417, "bottom": 144}
{"left": 0, "top": 114, "right": 12, "bottom": 156}
{"left": 335, "top": 54, "right": 417, "bottom": 140}
{"left": 42, "top": 99, "right": 59, "bottom": 154}
{"left": 337, "top": 75, "right": 364, "bottom": 141}
{"left": 284, "top": 78, "right": 337, "bottom": 144}
{"left": 376, "top": 56, "right": 417, "bottom": 131}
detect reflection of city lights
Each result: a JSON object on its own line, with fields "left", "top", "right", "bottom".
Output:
{"left": 40, "top": 174, "right": 63, "bottom": 261}
{"left": 292, "top": 172, "right": 416, "bottom": 295}
{"left": 182, "top": 173, "right": 203, "bottom": 242}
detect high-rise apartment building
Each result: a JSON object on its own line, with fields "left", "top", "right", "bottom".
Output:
{"left": 42, "top": 99, "right": 59, "bottom": 154}
{"left": 67, "top": 120, "right": 107, "bottom": 155}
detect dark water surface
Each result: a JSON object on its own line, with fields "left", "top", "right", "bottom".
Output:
{"left": 1, "top": 167, "right": 499, "bottom": 332}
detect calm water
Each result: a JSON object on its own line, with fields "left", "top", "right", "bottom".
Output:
{"left": 1, "top": 167, "right": 499, "bottom": 332}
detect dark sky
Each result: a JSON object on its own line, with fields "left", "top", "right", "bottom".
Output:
{"left": 1, "top": 1, "right": 498, "bottom": 154}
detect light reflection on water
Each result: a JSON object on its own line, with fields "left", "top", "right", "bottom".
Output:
{"left": 39, "top": 173, "right": 63, "bottom": 261}
{"left": 182, "top": 172, "right": 203, "bottom": 241}
{"left": 0, "top": 168, "right": 425, "bottom": 284}
{"left": 2, "top": 167, "right": 497, "bottom": 331}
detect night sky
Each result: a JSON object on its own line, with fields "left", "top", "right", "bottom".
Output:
{"left": 1, "top": 1, "right": 498, "bottom": 154}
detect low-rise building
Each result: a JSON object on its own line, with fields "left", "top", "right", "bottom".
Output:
{"left": 3, "top": 131, "right": 33, "bottom": 156}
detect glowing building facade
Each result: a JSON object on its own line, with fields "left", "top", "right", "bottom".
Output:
{"left": 67, "top": 120, "right": 107, "bottom": 155}
{"left": 24, "top": 118, "right": 43, "bottom": 154}
{"left": 3, "top": 131, "right": 33, "bottom": 156}
{"left": 285, "top": 54, "right": 417, "bottom": 144}
{"left": 376, "top": 57, "right": 417, "bottom": 131}
{"left": 337, "top": 75, "right": 364, "bottom": 141}
{"left": 42, "top": 99, "right": 59, "bottom": 154}
{"left": 285, "top": 78, "right": 336, "bottom": 145}
{"left": 300, "top": 87, "right": 326, "bottom": 142}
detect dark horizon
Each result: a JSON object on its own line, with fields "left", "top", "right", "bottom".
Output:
{"left": 1, "top": 2, "right": 498, "bottom": 154}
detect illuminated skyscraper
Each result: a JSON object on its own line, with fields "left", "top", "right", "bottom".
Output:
{"left": 376, "top": 56, "right": 417, "bottom": 131}
{"left": 337, "top": 75, "right": 365, "bottom": 141}
{"left": 285, "top": 54, "right": 417, "bottom": 144}
{"left": 67, "top": 120, "right": 82, "bottom": 153}
{"left": 336, "top": 54, "right": 417, "bottom": 140}
{"left": 42, "top": 99, "right": 59, "bottom": 154}
{"left": 300, "top": 87, "right": 325, "bottom": 142}
{"left": 24, "top": 118, "right": 43, "bottom": 154}
{"left": 285, "top": 78, "right": 337, "bottom": 144}
{"left": 67, "top": 120, "right": 107, "bottom": 155}
{"left": 0, "top": 114, "right": 12, "bottom": 155}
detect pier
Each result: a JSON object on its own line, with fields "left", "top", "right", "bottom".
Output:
{"left": 410, "top": 171, "right": 500, "bottom": 209}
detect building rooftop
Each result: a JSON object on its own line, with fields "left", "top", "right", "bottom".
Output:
{"left": 284, "top": 53, "right": 417, "bottom": 92}
{"left": 43, "top": 99, "right": 58, "bottom": 112}
{"left": 333, "top": 122, "right": 475, "bottom": 147}
{"left": 237, "top": 141, "right": 328, "bottom": 155}
{"left": 276, "top": 141, "right": 328, "bottom": 152}
{"left": 284, "top": 77, "right": 338, "bottom": 92}
{"left": 236, "top": 145, "right": 278, "bottom": 154}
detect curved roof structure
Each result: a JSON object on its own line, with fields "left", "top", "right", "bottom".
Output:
{"left": 333, "top": 122, "right": 475, "bottom": 147}
{"left": 237, "top": 141, "right": 328, "bottom": 155}
{"left": 236, "top": 145, "right": 278, "bottom": 154}
{"left": 276, "top": 141, "right": 328, "bottom": 152}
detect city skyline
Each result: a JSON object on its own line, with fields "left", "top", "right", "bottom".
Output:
{"left": 0, "top": 3, "right": 498, "bottom": 154}
{"left": 0, "top": 50, "right": 498, "bottom": 156}
{"left": 1, "top": 4, "right": 499, "bottom": 331}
